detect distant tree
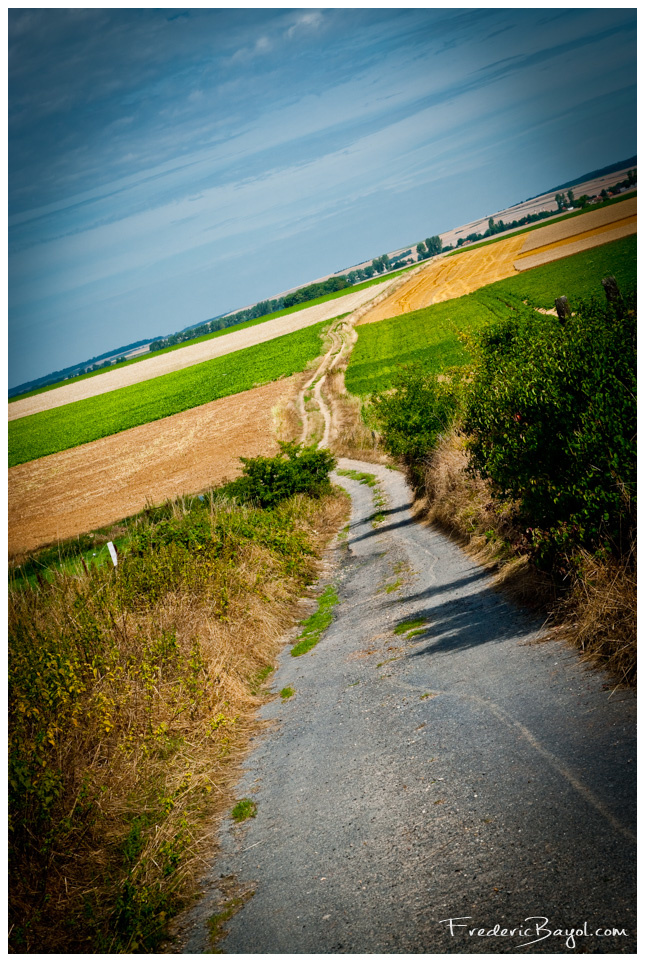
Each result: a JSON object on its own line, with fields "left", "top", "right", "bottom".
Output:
{"left": 601, "top": 189, "right": 609, "bottom": 201}
{"left": 425, "top": 236, "right": 442, "bottom": 256}
{"left": 416, "top": 242, "right": 427, "bottom": 257}
{"left": 567, "top": 188, "right": 575, "bottom": 206}
{"left": 627, "top": 168, "right": 637, "bottom": 187}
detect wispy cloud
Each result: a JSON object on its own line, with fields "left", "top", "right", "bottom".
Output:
{"left": 8, "top": 8, "right": 636, "bottom": 387}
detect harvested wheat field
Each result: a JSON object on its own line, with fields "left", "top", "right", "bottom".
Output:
{"left": 9, "top": 279, "right": 395, "bottom": 422}
{"left": 9, "top": 375, "right": 302, "bottom": 558}
{"left": 357, "top": 234, "right": 526, "bottom": 324}
{"left": 358, "top": 199, "right": 637, "bottom": 325}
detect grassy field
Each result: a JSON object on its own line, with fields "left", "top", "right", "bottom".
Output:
{"left": 345, "top": 234, "right": 636, "bottom": 396}
{"left": 9, "top": 267, "right": 416, "bottom": 404}
{"left": 10, "top": 321, "right": 328, "bottom": 467}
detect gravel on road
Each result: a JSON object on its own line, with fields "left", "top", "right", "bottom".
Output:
{"left": 173, "top": 460, "right": 636, "bottom": 954}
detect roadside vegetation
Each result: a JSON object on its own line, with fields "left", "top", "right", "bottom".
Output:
{"left": 10, "top": 322, "right": 329, "bottom": 467}
{"left": 8, "top": 444, "right": 347, "bottom": 953}
{"left": 365, "top": 283, "right": 636, "bottom": 685}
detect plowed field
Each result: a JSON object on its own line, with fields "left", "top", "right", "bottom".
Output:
{"left": 9, "top": 375, "right": 302, "bottom": 558}
{"left": 358, "top": 200, "right": 637, "bottom": 325}
{"left": 9, "top": 279, "right": 395, "bottom": 421}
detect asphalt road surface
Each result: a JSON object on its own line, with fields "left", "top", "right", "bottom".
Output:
{"left": 175, "top": 460, "right": 636, "bottom": 954}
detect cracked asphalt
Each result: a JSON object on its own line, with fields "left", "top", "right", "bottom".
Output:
{"left": 175, "top": 459, "right": 636, "bottom": 954}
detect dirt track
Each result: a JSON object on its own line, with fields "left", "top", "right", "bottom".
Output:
{"left": 8, "top": 376, "right": 302, "bottom": 558}
{"left": 358, "top": 203, "right": 637, "bottom": 325}
{"left": 8, "top": 280, "right": 395, "bottom": 422}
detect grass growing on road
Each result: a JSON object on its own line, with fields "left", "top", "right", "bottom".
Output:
{"left": 336, "top": 468, "right": 387, "bottom": 526}
{"left": 231, "top": 799, "right": 258, "bottom": 822}
{"left": 10, "top": 322, "right": 329, "bottom": 466}
{"left": 394, "top": 618, "right": 427, "bottom": 635}
{"left": 291, "top": 584, "right": 339, "bottom": 657}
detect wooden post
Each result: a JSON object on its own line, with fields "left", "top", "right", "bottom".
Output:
{"left": 554, "top": 296, "right": 571, "bottom": 323}
{"left": 602, "top": 275, "right": 621, "bottom": 304}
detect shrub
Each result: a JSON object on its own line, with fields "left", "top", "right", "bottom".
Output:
{"left": 464, "top": 292, "right": 636, "bottom": 566}
{"left": 371, "top": 366, "right": 460, "bottom": 487}
{"left": 224, "top": 442, "right": 336, "bottom": 508}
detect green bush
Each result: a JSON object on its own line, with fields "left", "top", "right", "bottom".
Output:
{"left": 464, "top": 292, "right": 636, "bottom": 565}
{"left": 223, "top": 442, "right": 336, "bottom": 508}
{"left": 372, "top": 366, "right": 459, "bottom": 487}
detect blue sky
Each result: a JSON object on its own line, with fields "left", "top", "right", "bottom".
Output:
{"left": 8, "top": 7, "right": 637, "bottom": 388}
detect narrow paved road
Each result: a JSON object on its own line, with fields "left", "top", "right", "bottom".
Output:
{"left": 176, "top": 461, "right": 636, "bottom": 954}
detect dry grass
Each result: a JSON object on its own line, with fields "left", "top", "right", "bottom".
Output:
{"left": 414, "top": 426, "right": 635, "bottom": 685}
{"left": 9, "top": 487, "right": 350, "bottom": 953}
{"left": 415, "top": 427, "right": 554, "bottom": 607}
{"left": 558, "top": 548, "right": 636, "bottom": 688}
{"left": 323, "top": 368, "right": 388, "bottom": 464}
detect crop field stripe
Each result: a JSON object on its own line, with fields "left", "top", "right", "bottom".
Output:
{"left": 9, "top": 321, "right": 328, "bottom": 467}
{"left": 9, "top": 269, "right": 410, "bottom": 404}
{"left": 444, "top": 191, "right": 637, "bottom": 258}
{"left": 345, "top": 234, "right": 636, "bottom": 397}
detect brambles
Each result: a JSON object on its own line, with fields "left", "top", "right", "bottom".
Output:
{"left": 371, "top": 366, "right": 460, "bottom": 487}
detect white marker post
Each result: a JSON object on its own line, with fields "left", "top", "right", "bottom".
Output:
{"left": 107, "top": 541, "right": 118, "bottom": 567}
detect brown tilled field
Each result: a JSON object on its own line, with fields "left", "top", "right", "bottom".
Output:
{"left": 357, "top": 201, "right": 637, "bottom": 325}
{"left": 9, "top": 375, "right": 303, "bottom": 558}
{"left": 9, "top": 278, "right": 395, "bottom": 422}
{"left": 517, "top": 196, "right": 636, "bottom": 253}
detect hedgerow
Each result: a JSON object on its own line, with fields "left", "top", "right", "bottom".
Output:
{"left": 464, "top": 292, "right": 636, "bottom": 567}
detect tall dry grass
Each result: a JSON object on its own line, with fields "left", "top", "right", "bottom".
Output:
{"left": 9, "top": 488, "right": 349, "bottom": 952}
{"left": 324, "top": 368, "right": 389, "bottom": 464}
{"left": 416, "top": 425, "right": 635, "bottom": 682}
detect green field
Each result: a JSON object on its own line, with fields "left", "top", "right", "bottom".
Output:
{"left": 345, "top": 234, "right": 636, "bottom": 396}
{"left": 9, "top": 321, "right": 328, "bottom": 467}
{"left": 9, "top": 267, "right": 414, "bottom": 404}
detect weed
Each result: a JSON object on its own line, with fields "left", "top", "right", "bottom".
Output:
{"left": 231, "top": 799, "right": 257, "bottom": 823}
{"left": 420, "top": 692, "right": 439, "bottom": 700}
{"left": 279, "top": 687, "right": 295, "bottom": 700}
{"left": 384, "top": 579, "right": 403, "bottom": 594}
{"left": 291, "top": 584, "right": 339, "bottom": 657}
{"left": 394, "top": 618, "right": 427, "bottom": 635}
{"left": 208, "top": 889, "right": 254, "bottom": 949}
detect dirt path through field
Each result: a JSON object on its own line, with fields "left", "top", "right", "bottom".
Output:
{"left": 8, "top": 376, "right": 303, "bottom": 558}
{"left": 8, "top": 280, "right": 396, "bottom": 422}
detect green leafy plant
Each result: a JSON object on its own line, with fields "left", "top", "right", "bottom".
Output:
{"left": 464, "top": 292, "right": 636, "bottom": 565}
{"left": 224, "top": 442, "right": 336, "bottom": 508}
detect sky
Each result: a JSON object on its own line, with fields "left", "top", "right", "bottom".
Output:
{"left": 8, "top": 6, "right": 637, "bottom": 389}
